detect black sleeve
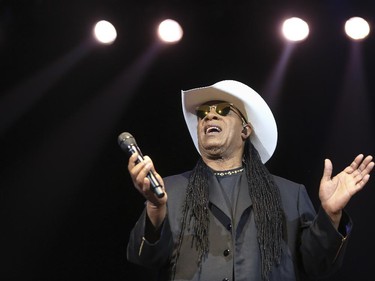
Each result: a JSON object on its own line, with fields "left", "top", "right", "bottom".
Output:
{"left": 144, "top": 213, "right": 164, "bottom": 243}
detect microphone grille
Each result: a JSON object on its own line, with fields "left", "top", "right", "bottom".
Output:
{"left": 118, "top": 132, "right": 137, "bottom": 147}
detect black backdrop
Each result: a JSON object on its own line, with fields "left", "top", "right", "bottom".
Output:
{"left": 1, "top": 1, "right": 375, "bottom": 280}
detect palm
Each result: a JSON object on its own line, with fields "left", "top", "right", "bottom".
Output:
{"left": 319, "top": 154, "right": 374, "bottom": 215}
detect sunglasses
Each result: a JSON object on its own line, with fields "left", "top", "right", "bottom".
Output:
{"left": 195, "top": 102, "right": 247, "bottom": 124}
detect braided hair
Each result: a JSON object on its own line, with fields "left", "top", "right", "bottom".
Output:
{"left": 171, "top": 139, "right": 284, "bottom": 281}
{"left": 244, "top": 139, "right": 284, "bottom": 280}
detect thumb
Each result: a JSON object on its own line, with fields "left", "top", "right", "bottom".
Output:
{"left": 322, "top": 159, "right": 333, "bottom": 182}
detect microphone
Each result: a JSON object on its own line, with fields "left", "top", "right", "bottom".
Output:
{"left": 118, "top": 132, "right": 165, "bottom": 198}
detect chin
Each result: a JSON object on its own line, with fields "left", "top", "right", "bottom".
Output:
{"left": 202, "top": 146, "right": 224, "bottom": 156}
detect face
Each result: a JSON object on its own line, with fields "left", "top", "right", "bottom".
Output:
{"left": 196, "top": 101, "right": 251, "bottom": 160}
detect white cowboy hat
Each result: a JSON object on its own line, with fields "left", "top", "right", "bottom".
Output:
{"left": 181, "top": 80, "right": 277, "bottom": 163}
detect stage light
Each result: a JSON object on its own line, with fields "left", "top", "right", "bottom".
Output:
{"left": 157, "top": 19, "right": 183, "bottom": 44}
{"left": 281, "top": 17, "right": 309, "bottom": 42}
{"left": 93, "top": 20, "right": 117, "bottom": 44}
{"left": 345, "top": 17, "right": 370, "bottom": 40}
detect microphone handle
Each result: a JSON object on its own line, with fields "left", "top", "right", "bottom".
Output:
{"left": 129, "top": 144, "right": 165, "bottom": 198}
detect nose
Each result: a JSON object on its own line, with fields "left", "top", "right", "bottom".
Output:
{"left": 204, "top": 106, "right": 219, "bottom": 120}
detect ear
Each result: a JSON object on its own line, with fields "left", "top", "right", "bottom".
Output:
{"left": 241, "top": 124, "right": 252, "bottom": 140}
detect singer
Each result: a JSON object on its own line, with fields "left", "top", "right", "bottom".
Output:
{"left": 125, "top": 80, "right": 374, "bottom": 281}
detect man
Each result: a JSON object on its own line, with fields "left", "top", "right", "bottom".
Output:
{"left": 126, "top": 80, "right": 374, "bottom": 281}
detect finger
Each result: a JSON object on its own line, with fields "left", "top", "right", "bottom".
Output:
{"left": 140, "top": 156, "right": 159, "bottom": 181}
{"left": 350, "top": 154, "right": 364, "bottom": 170}
{"left": 355, "top": 174, "right": 371, "bottom": 190}
{"left": 152, "top": 170, "right": 165, "bottom": 188}
{"left": 127, "top": 153, "right": 152, "bottom": 190}
{"left": 359, "top": 155, "right": 374, "bottom": 173}
{"left": 143, "top": 155, "right": 156, "bottom": 172}
{"left": 141, "top": 157, "right": 165, "bottom": 193}
{"left": 362, "top": 161, "right": 375, "bottom": 177}
{"left": 344, "top": 154, "right": 363, "bottom": 174}
{"left": 367, "top": 161, "right": 375, "bottom": 173}
{"left": 128, "top": 153, "right": 145, "bottom": 178}
{"left": 140, "top": 177, "right": 152, "bottom": 193}
{"left": 135, "top": 158, "right": 153, "bottom": 187}
{"left": 322, "top": 159, "right": 333, "bottom": 181}
{"left": 128, "top": 152, "right": 140, "bottom": 170}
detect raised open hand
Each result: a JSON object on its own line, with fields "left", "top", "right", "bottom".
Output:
{"left": 319, "top": 154, "right": 374, "bottom": 220}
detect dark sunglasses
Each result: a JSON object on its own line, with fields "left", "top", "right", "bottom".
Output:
{"left": 196, "top": 102, "right": 247, "bottom": 124}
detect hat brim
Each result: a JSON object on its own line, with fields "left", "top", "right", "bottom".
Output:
{"left": 181, "top": 80, "right": 277, "bottom": 163}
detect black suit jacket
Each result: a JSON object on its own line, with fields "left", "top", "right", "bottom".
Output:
{"left": 127, "top": 171, "right": 351, "bottom": 281}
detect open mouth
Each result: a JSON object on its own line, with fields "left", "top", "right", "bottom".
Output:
{"left": 205, "top": 125, "right": 222, "bottom": 134}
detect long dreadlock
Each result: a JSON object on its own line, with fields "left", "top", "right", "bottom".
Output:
{"left": 171, "top": 140, "right": 284, "bottom": 281}
{"left": 244, "top": 139, "right": 284, "bottom": 280}
{"left": 170, "top": 157, "right": 211, "bottom": 280}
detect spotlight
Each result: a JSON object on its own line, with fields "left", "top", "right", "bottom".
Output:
{"left": 345, "top": 17, "right": 370, "bottom": 40}
{"left": 93, "top": 20, "right": 117, "bottom": 44}
{"left": 281, "top": 17, "right": 309, "bottom": 42}
{"left": 157, "top": 19, "right": 183, "bottom": 44}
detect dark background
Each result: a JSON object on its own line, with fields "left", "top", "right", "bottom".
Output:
{"left": 1, "top": 1, "right": 374, "bottom": 280}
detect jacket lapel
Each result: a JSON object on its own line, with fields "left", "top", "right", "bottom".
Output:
{"left": 207, "top": 173, "right": 253, "bottom": 231}
{"left": 208, "top": 175, "right": 232, "bottom": 219}
{"left": 234, "top": 173, "right": 252, "bottom": 223}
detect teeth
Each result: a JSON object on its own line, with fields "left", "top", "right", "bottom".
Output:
{"left": 206, "top": 126, "right": 221, "bottom": 134}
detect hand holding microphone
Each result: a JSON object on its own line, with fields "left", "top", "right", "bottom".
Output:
{"left": 118, "top": 132, "right": 165, "bottom": 199}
